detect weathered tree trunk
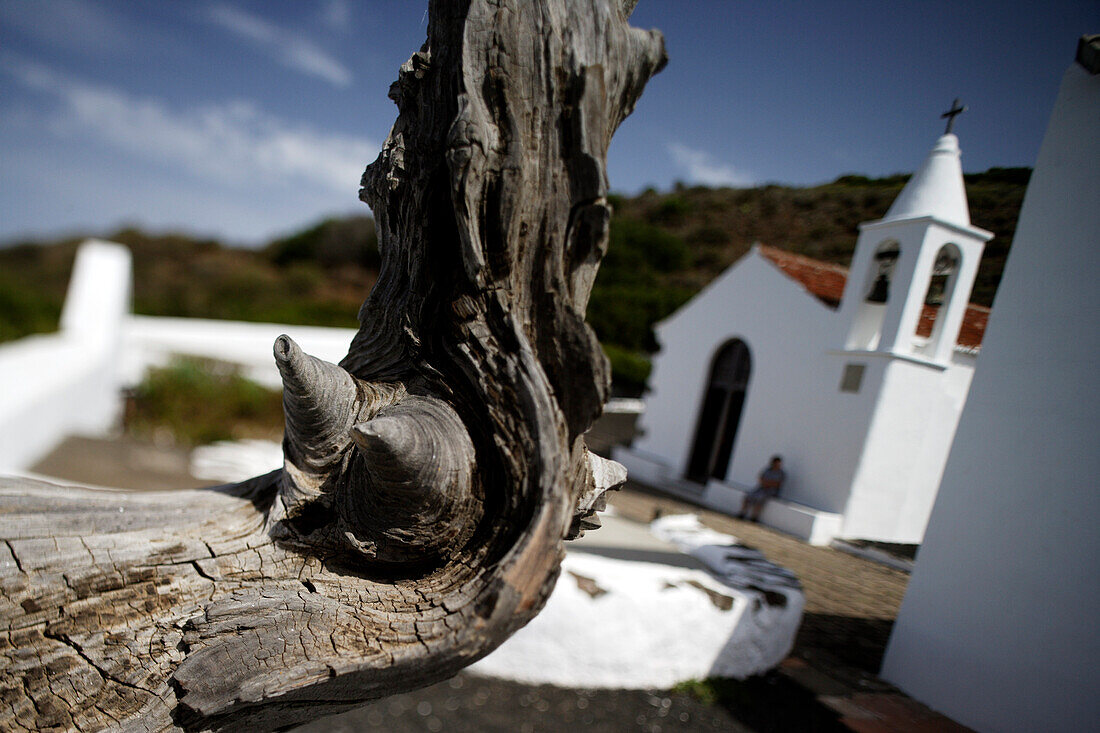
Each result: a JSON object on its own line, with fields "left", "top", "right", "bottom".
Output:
{"left": 0, "top": 1, "right": 665, "bottom": 730}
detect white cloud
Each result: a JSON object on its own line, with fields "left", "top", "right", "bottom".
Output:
{"left": 667, "top": 142, "right": 753, "bottom": 187}
{"left": 2, "top": 56, "right": 377, "bottom": 195}
{"left": 208, "top": 4, "right": 353, "bottom": 87}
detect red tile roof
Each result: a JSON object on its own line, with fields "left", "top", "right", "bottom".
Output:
{"left": 757, "top": 245, "right": 848, "bottom": 307}
{"left": 757, "top": 244, "right": 989, "bottom": 350}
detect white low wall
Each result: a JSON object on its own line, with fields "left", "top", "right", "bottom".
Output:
{"left": 0, "top": 241, "right": 132, "bottom": 472}
{"left": 0, "top": 337, "right": 119, "bottom": 473}
{"left": 614, "top": 445, "right": 843, "bottom": 545}
{"left": 0, "top": 238, "right": 361, "bottom": 472}
{"left": 705, "top": 482, "right": 843, "bottom": 546}
{"left": 122, "top": 316, "right": 357, "bottom": 389}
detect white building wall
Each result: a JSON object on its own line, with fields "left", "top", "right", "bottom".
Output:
{"left": 633, "top": 250, "right": 879, "bottom": 515}
{"left": 0, "top": 241, "right": 132, "bottom": 472}
{"left": 634, "top": 253, "right": 788, "bottom": 474}
{"left": 841, "top": 353, "right": 975, "bottom": 542}
{"left": 881, "top": 60, "right": 1100, "bottom": 732}
{"left": 797, "top": 355, "right": 890, "bottom": 514}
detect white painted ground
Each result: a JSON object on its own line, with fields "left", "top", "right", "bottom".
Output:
{"left": 469, "top": 546, "right": 802, "bottom": 688}
{"left": 192, "top": 441, "right": 805, "bottom": 689}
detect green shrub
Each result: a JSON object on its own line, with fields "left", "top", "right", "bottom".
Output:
{"left": 605, "top": 218, "right": 691, "bottom": 275}
{"left": 965, "top": 167, "right": 1031, "bottom": 186}
{"left": 602, "top": 343, "right": 652, "bottom": 394}
{"left": 588, "top": 283, "right": 693, "bottom": 353}
{"left": 687, "top": 225, "right": 729, "bottom": 247}
{"left": 0, "top": 275, "right": 62, "bottom": 343}
{"left": 266, "top": 216, "right": 380, "bottom": 269}
{"left": 648, "top": 195, "right": 692, "bottom": 225}
{"left": 127, "top": 358, "right": 284, "bottom": 446}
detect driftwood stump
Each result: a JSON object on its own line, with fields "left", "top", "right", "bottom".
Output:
{"left": 0, "top": 1, "right": 665, "bottom": 730}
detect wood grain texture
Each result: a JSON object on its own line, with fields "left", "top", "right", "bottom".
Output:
{"left": 0, "top": 1, "right": 664, "bottom": 730}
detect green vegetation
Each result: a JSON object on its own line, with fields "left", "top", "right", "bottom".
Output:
{"left": 601, "top": 343, "right": 653, "bottom": 395}
{"left": 114, "top": 224, "right": 374, "bottom": 327}
{"left": 0, "top": 169, "right": 1028, "bottom": 393}
{"left": 671, "top": 678, "right": 728, "bottom": 706}
{"left": 0, "top": 223, "right": 377, "bottom": 341}
{"left": 0, "top": 240, "right": 77, "bottom": 342}
{"left": 587, "top": 217, "right": 695, "bottom": 359}
{"left": 0, "top": 272, "right": 64, "bottom": 342}
{"left": 266, "top": 216, "right": 380, "bottom": 269}
{"left": 126, "top": 358, "right": 284, "bottom": 446}
{"left": 671, "top": 675, "right": 847, "bottom": 730}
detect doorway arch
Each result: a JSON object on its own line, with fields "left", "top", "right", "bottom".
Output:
{"left": 686, "top": 339, "right": 752, "bottom": 484}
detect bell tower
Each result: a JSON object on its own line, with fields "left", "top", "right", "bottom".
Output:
{"left": 836, "top": 110, "right": 993, "bottom": 365}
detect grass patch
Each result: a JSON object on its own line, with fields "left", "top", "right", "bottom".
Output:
{"left": 672, "top": 675, "right": 847, "bottom": 731}
{"left": 126, "top": 358, "right": 284, "bottom": 446}
{"left": 671, "top": 678, "right": 727, "bottom": 706}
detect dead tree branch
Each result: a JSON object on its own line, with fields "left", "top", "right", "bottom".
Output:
{"left": 0, "top": 1, "right": 664, "bottom": 730}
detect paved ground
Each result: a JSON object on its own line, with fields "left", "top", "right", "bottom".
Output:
{"left": 606, "top": 484, "right": 969, "bottom": 732}
{"left": 30, "top": 435, "right": 210, "bottom": 490}
{"left": 27, "top": 438, "right": 968, "bottom": 731}
{"left": 294, "top": 675, "right": 767, "bottom": 733}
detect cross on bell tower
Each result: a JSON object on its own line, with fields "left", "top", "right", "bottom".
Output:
{"left": 941, "top": 98, "right": 967, "bottom": 134}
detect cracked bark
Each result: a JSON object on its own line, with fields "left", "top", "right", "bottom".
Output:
{"left": 0, "top": 1, "right": 664, "bottom": 730}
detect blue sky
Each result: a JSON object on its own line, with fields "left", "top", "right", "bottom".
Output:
{"left": 1, "top": 0, "right": 1095, "bottom": 245}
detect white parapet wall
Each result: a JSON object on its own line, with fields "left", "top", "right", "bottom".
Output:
{"left": 704, "top": 481, "right": 843, "bottom": 546}
{"left": 614, "top": 445, "right": 844, "bottom": 545}
{"left": 0, "top": 241, "right": 132, "bottom": 472}
{"left": 0, "top": 238, "right": 362, "bottom": 473}
{"left": 121, "top": 316, "right": 357, "bottom": 389}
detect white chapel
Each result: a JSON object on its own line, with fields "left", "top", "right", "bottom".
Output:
{"left": 614, "top": 129, "right": 993, "bottom": 545}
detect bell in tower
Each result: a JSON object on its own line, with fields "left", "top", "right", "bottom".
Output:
{"left": 865, "top": 244, "right": 900, "bottom": 303}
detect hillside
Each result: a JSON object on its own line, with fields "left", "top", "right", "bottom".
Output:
{"left": 0, "top": 219, "right": 379, "bottom": 343}
{"left": 589, "top": 168, "right": 1027, "bottom": 391}
{"left": 0, "top": 169, "right": 1028, "bottom": 392}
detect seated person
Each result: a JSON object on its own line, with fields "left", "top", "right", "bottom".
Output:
{"left": 737, "top": 455, "right": 785, "bottom": 522}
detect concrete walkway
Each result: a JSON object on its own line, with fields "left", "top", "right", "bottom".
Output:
{"left": 609, "top": 482, "right": 972, "bottom": 732}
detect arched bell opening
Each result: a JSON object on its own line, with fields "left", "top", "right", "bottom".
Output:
{"left": 916, "top": 243, "right": 962, "bottom": 356}
{"left": 846, "top": 240, "right": 900, "bottom": 350}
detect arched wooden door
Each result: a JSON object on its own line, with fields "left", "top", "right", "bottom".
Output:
{"left": 686, "top": 339, "right": 752, "bottom": 484}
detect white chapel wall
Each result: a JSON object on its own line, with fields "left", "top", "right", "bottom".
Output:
{"left": 881, "top": 58, "right": 1100, "bottom": 732}
{"left": 635, "top": 250, "right": 875, "bottom": 514}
